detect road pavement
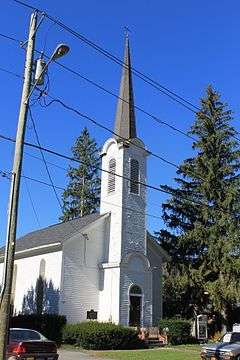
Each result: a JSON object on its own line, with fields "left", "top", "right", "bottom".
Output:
{"left": 59, "top": 349, "right": 104, "bottom": 360}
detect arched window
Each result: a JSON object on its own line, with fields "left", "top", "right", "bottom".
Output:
{"left": 39, "top": 259, "right": 46, "bottom": 278}
{"left": 108, "top": 158, "right": 116, "bottom": 193}
{"left": 129, "top": 285, "right": 142, "bottom": 295}
{"left": 130, "top": 159, "right": 139, "bottom": 194}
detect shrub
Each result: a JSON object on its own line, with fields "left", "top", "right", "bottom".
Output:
{"left": 159, "top": 318, "right": 192, "bottom": 345}
{"left": 10, "top": 314, "right": 66, "bottom": 345}
{"left": 63, "top": 321, "right": 146, "bottom": 350}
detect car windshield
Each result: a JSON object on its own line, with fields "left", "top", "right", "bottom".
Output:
{"left": 9, "top": 329, "right": 42, "bottom": 341}
{"left": 221, "top": 332, "right": 240, "bottom": 343}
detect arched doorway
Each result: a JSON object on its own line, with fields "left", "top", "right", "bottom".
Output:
{"left": 129, "top": 285, "right": 142, "bottom": 327}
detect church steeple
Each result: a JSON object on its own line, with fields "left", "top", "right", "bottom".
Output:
{"left": 114, "top": 36, "right": 137, "bottom": 140}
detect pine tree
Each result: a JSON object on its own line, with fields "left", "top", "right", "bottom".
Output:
{"left": 60, "top": 127, "right": 101, "bottom": 222}
{"left": 35, "top": 275, "right": 44, "bottom": 315}
{"left": 157, "top": 86, "right": 240, "bottom": 325}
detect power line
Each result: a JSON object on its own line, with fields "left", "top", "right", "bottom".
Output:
{"left": 44, "top": 17, "right": 198, "bottom": 113}
{"left": 0, "top": 66, "right": 23, "bottom": 79}
{"left": 0, "top": 32, "right": 20, "bottom": 44}
{"left": 42, "top": 94, "right": 207, "bottom": 181}
{"left": 1, "top": 168, "right": 163, "bottom": 223}
{"left": 0, "top": 57, "right": 192, "bottom": 169}
{"left": 2, "top": 32, "right": 239, "bottom": 144}
{"left": 0, "top": 132, "right": 173, "bottom": 195}
{"left": 28, "top": 107, "right": 63, "bottom": 208}
{"left": 23, "top": 177, "right": 41, "bottom": 227}
{"left": 43, "top": 96, "right": 182, "bottom": 171}
{"left": 0, "top": 63, "right": 238, "bottom": 187}
{"left": 0, "top": 132, "right": 237, "bottom": 217}
{"left": 0, "top": 32, "right": 196, "bottom": 143}
{"left": 12, "top": 1, "right": 200, "bottom": 113}
{"left": 22, "top": 149, "right": 164, "bottom": 210}
{"left": 0, "top": 59, "right": 187, "bottom": 177}
{"left": 0, "top": 170, "right": 12, "bottom": 180}
{"left": 25, "top": 152, "right": 69, "bottom": 171}
{"left": 22, "top": 176, "right": 164, "bottom": 222}
{"left": 38, "top": 50, "right": 195, "bottom": 142}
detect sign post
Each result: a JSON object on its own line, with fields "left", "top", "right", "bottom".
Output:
{"left": 197, "top": 314, "right": 208, "bottom": 342}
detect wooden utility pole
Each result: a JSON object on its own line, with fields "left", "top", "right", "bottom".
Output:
{"left": 0, "top": 11, "right": 37, "bottom": 360}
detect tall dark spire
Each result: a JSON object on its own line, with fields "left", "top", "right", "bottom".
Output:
{"left": 114, "top": 36, "right": 137, "bottom": 140}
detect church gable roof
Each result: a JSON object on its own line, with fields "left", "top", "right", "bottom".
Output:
{"left": 0, "top": 213, "right": 104, "bottom": 257}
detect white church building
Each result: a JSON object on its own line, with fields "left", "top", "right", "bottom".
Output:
{"left": 0, "top": 38, "right": 168, "bottom": 327}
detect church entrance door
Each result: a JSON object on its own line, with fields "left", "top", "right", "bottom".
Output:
{"left": 129, "top": 285, "right": 142, "bottom": 327}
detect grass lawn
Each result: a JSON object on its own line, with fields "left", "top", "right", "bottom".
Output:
{"left": 92, "top": 345, "right": 201, "bottom": 360}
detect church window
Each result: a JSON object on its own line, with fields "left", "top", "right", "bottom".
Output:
{"left": 130, "top": 159, "right": 139, "bottom": 194}
{"left": 129, "top": 284, "right": 142, "bottom": 295}
{"left": 39, "top": 259, "right": 46, "bottom": 278}
{"left": 108, "top": 158, "right": 116, "bottom": 193}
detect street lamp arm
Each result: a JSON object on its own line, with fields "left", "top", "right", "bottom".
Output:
{"left": 25, "top": 43, "right": 70, "bottom": 104}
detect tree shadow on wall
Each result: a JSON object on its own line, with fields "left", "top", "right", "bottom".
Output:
{"left": 22, "top": 276, "right": 59, "bottom": 315}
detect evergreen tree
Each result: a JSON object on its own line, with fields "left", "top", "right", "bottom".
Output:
{"left": 22, "top": 286, "right": 35, "bottom": 314}
{"left": 36, "top": 276, "right": 44, "bottom": 315}
{"left": 21, "top": 278, "right": 60, "bottom": 315}
{"left": 60, "top": 127, "right": 101, "bottom": 222}
{"left": 157, "top": 86, "right": 240, "bottom": 326}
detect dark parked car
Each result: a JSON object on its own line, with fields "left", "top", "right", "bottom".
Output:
{"left": 201, "top": 331, "right": 240, "bottom": 360}
{"left": 7, "top": 328, "right": 58, "bottom": 360}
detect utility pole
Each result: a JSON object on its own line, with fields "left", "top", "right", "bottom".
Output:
{"left": 0, "top": 11, "right": 37, "bottom": 360}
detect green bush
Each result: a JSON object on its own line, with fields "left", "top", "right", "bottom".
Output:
{"left": 10, "top": 314, "right": 66, "bottom": 345}
{"left": 63, "top": 321, "right": 146, "bottom": 350}
{"left": 159, "top": 318, "right": 192, "bottom": 345}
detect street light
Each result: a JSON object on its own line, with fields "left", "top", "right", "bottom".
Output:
{"left": 51, "top": 43, "right": 70, "bottom": 60}
{"left": 30, "top": 43, "right": 70, "bottom": 100}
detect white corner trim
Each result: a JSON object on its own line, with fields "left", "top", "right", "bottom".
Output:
{"left": 0, "top": 242, "right": 62, "bottom": 262}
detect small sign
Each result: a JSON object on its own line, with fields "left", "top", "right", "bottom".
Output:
{"left": 87, "top": 309, "right": 97, "bottom": 320}
{"left": 197, "top": 314, "right": 208, "bottom": 340}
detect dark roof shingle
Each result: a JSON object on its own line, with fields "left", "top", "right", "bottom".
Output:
{"left": 0, "top": 213, "right": 104, "bottom": 256}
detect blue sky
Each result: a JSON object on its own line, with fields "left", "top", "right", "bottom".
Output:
{"left": 0, "top": 0, "right": 240, "bottom": 246}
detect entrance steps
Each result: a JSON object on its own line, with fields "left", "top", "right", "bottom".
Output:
{"left": 139, "top": 327, "right": 168, "bottom": 347}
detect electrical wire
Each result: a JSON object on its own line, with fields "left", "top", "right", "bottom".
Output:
{"left": 0, "top": 132, "right": 238, "bottom": 218}
{"left": 9, "top": 2, "right": 211, "bottom": 114}
{"left": 0, "top": 66, "right": 23, "bottom": 79}
{"left": 0, "top": 32, "right": 20, "bottom": 44}
{"left": 36, "top": 49, "right": 195, "bottom": 142}
{"left": 23, "top": 177, "right": 41, "bottom": 226}
{"left": 1, "top": 34, "right": 238, "bottom": 144}
{"left": 28, "top": 106, "right": 63, "bottom": 208}
{"left": 0, "top": 64, "right": 238, "bottom": 194}
{"left": 0, "top": 60, "right": 192, "bottom": 172}
{"left": 0, "top": 34, "right": 196, "bottom": 143}
{"left": 0, "top": 133, "right": 197, "bottom": 196}
{"left": 22, "top": 150, "right": 162, "bottom": 209}
{"left": 1, "top": 169, "right": 163, "bottom": 225}
{"left": 41, "top": 94, "right": 207, "bottom": 181}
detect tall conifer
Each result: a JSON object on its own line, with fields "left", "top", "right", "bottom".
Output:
{"left": 60, "top": 127, "right": 100, "bottom": 222}
{"left": 158, "top": 86, "right": 240, "bottom": 325}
